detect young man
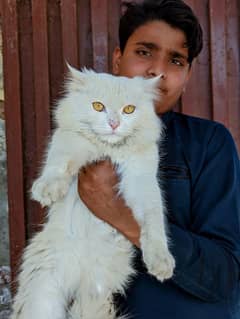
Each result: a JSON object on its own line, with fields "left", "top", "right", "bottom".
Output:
{"left": 78, "top": 1, "right": 240, "bottom": 318}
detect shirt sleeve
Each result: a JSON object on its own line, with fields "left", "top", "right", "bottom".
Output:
{"left": 169, "top": 124, "right": 240, "bottom": 302}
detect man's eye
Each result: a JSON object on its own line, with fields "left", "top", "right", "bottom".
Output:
{"left": 136, "top": 49, "right": 151, "bottom": 57}
{"left": 171, "top": 58, "right": 184, "bottom": 66}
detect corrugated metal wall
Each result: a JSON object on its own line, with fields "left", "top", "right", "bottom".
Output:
{"left": 1, "top": 0, "right": 240, "bottom": 278}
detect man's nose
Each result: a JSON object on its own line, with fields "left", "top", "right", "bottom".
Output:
{"left": 146, "top": 61, "right": 167, "bottom": 79}
{"left": 147, "top": 70, "right": 167, "bottom": 79}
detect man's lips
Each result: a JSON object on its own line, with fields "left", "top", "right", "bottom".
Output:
{"left": 158, "top": 87, "right": 168, "bottom": 94}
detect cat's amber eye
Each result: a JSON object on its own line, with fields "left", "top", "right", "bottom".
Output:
{"left": 92, "top": 101, "right": 105, "bottom": 112}
{"left": 123, "top": 105, "right": 136, "bottom": 114}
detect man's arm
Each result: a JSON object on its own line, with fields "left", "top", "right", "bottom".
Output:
{"left": 78, "top": 125, "right": 240, "bottom": 302}
{"left": 168, "top": 124, "right": 240, "bottom": 302}
{"left": 78, "top": 161, "right": 141, "bottom": 247}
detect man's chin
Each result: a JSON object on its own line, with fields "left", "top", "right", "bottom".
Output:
{"left": 154, "top": 101, "right": 172, "bottom": 114}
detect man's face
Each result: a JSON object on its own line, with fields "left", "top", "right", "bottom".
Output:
{"left": 112, "top": 20, "right": 192, "bottom": 114}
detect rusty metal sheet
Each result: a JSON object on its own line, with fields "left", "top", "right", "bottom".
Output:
{"left": 47, "top": 0, "right": 64, "bottom": 104}
{"left": 78, "top": 0, "right": 93, "bottom": 69}
{"left": 107, "top": 0, "right": 121, "bottom": 71}
{"left": 18, "top": 0, "right": 43, "bottom": 238}
{"left": 91, "top": 0, "right": 108, "bottom": 72}
{"left": 182, "top": 0, "right": 212, "bottom": 120}
{"left": 2, "top": 0, "right": 26, "bottom": 280}
{"left": 32, "top": 0, "right": 50, "bottom": 161}
{"left": 209, "top": 0, "right": 229, "bottom": 126}
{"left": 60, "top": 0, "right": 79, "bottom": 69}
{"left": 226, "top": 0, "right": 240, "bottom": 150}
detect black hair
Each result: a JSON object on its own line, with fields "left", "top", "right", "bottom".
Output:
{"left": 119, "top": 0, "right": 203, "bottom": 64}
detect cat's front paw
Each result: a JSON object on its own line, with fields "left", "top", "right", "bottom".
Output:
{"left": 141, "top": 239, "right": 175, "bottom": 282}
{"left": 31, "top": 175, "right": 70, "bottom": 207}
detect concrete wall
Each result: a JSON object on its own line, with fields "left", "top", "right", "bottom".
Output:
{"left": 0, "top": 118, "right": 8, "bottom": 266}
{"left": 0, "top": 17, "right": 8, "bottom": 266}
{"left": 0, "top": 22, "right": 11, "bottom": 319}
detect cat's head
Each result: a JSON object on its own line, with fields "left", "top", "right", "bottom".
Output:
{"left": 55, "top": 65, "right": 162, "bottom": 145}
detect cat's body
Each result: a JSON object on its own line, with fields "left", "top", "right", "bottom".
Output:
{"left": 11, "top": 67, "right": 175, "bottom": 319}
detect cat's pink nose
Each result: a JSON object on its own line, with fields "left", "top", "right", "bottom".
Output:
{"left": 109, "top": 120, "right": 120, "bottom": 130}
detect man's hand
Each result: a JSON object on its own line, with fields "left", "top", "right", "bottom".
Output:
{"left": 78, "top": 160, "right": 140, "bottom": 247}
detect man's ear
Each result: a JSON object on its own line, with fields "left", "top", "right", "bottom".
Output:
{"left": 112, "top": 47, "right": 122, "bottom": 75}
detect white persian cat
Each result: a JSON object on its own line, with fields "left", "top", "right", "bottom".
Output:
{"left": 11, "top": 66, "right": 175, "bottom": 319}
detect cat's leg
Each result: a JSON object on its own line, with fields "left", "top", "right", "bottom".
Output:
{"left": 11, "top": 271, "right": 67, "bottom": 319}
{"left": 32, "top": 129, "right": 94, "bottom": 207}
{"left": 10, "top": 225, "right": 72, "bottom": 319}
{"left": 139, "top": 192, "right": 175, "bottom": 282}
{"left": 117, "top": 150, "right": 175, "bottom": 282}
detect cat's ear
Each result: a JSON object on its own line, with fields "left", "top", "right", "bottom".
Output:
{"left": 65, "top": 62, "right": 93, "bottom": 92}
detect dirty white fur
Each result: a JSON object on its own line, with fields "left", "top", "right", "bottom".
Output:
{"left": 11, "top": 67, "right": 175, "bottom": 319}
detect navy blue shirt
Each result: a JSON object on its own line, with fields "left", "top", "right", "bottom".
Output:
{"left": 118, "top": 111, "right": 240, "bottom": 318}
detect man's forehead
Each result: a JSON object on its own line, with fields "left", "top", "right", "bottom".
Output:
{"left": 129, "top": 20, "right": 188, "bottom": 48}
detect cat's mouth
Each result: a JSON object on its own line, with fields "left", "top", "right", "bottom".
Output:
{"left": 103, "top": 131, "right": 122, "bottom": 139}
{"left": 90, "top": 127, "right": 123, "bottom": 142}
{"left": 100, "top": 134, "right": 128, "bottom": 146}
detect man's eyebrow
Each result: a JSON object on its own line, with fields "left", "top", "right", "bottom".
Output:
{"left": 170, "top": 50, "right": 188, "bottom": 61}
{"left": 135, "top": 41, "right": 158, "bottom": 50}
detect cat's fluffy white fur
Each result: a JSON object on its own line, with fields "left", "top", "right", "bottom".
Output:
{"left": 11, "top": 66, "right": 175, "bottom": 319}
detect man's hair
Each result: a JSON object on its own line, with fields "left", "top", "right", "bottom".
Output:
{"left": 119, "top": 0, "right": 203, "bottom": 64}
